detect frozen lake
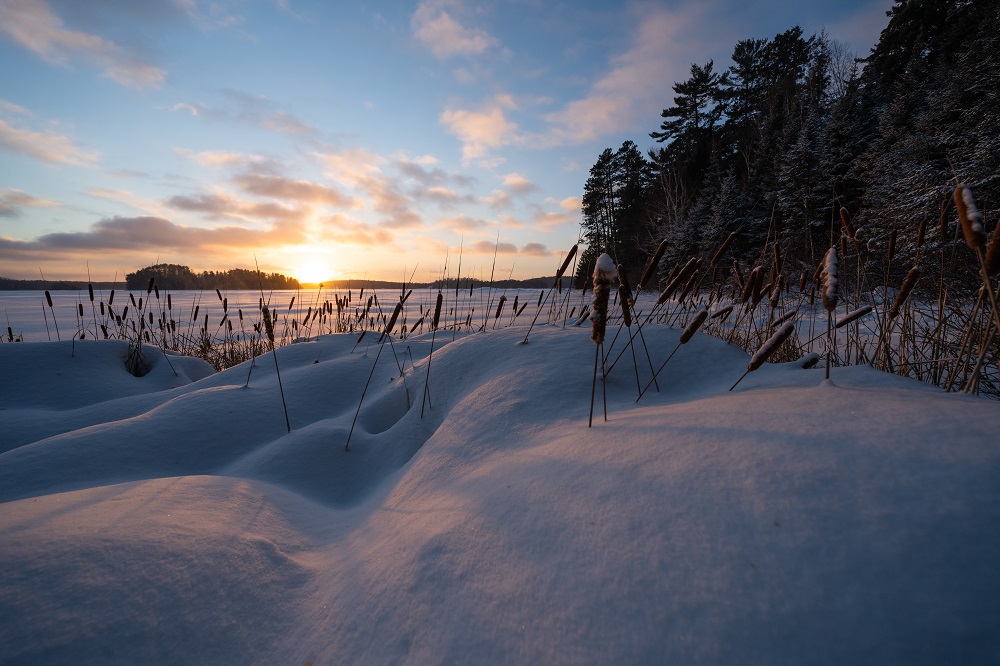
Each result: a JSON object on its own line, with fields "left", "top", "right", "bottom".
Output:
{"left": 1, "top": 286, "right": 582, "bottom": 343}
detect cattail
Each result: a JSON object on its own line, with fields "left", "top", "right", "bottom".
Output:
{"left": 889, "top": 267, "right": 919, "bottom": 319}
{"left": 984, "top": 219, "right": 1000, "bottom": 277}
{"left": 678, "top": 270, "right": 699, "bottom": 304}
{"left": 821, "top": 247, "right": 838, "bottom": 312}
{"left": 617, "top": 264, "right": 633, "bottom": 304}
{"left": 835, "top": 304, "right": 873, "bottom": 329}
{"left": 88, "top": 284, "right": 94, "bottom": 302}
{"left": 590, "top": 253, "right": 615, "bottom": 345}
{"left": 619, "top": 284, "right": 632, "bottom": 327}
{"left": 262, "top": 306, "right": 275, "bottom": 343}
{"left": 740, "top": 266, "right": 760, "bottom": 304}
{"left": 216, "top": 288, "right": 223, "bottom": 301}
{"left": 840, "top": 207, "right": 856, "bottom": 239}
{"left": 167, "top": 294, "right": 172, "bottom": 310}
{"left": 749, "top": 320, "right": 795, "bottom": 371}
{"left": 710, "top": 232, "right": 736, "bottom": 268}
{"left": 798, "top": 269, "right": 807, "bottom": 292}
{"left": 147, "top": 278, "right": 154, "bottom": 295}
{"left": 554, "top": 244, "right": 578, "bottom": 285}
{"left": 45, "top": 290, "right": 53, "bottom": 307}
{"left": 575, "top": 306, "right": 590, "bottom": 326}
{"left": 494, "top": 294, "right": 507, "bottom": 320}
{"left": 78, "top": 303, "right": 84, "bottom": 317}
{"left": 154, "top": 284, "right": 160, "bottom": 299}
{"left": 772, "top": 308, "right": 797, "bottom": 328}
{"left": 887, "top": 226, "right": 897, "bottom": 264}
{"left": 130, "top": 293, "right": 137, "bottom": 308}
{"left": 732, "top": 260, "right": 744, "bottom": 293}
{"left": 800, "top": 352, "right": 820, "bottom": 369}
{"left": 657, "top": 258, "right": 699, "bottom": 305}
{"left": 955, "top": 184, "right": 986, "bottom": 249}
{"left": 638, "top": 239, "right": 668, "bottom": 292}
{"left": 108, "top": 289, "right": 115, "bottom": 305}
{"left": 939, "top": 197, "right": 949, "bottom": 240}
{"left": 916, "top": 217, "right": 928, "bottom": 251}
{"left": 711, "top": 304, "right": 734, "bottom": 320}
{"left": 432, "top": 292, "right": 443, "bottom": 329}
{"left": 288, "top": 296, "right": 295, "bottom": 311}
{"left": 680, "top": 309, "right": 708, "bottom": 344}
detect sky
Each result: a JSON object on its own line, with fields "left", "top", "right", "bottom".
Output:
{"left": 0, "top": 0, "right": 894, "bottom": 284}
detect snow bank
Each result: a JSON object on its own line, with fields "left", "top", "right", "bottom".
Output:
{"left": 1, "top": 325, "right": 998, "bottom": 664}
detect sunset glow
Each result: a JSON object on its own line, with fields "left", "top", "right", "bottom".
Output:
{"left": 0, "top": 0, "right": 892, "bottom": 283}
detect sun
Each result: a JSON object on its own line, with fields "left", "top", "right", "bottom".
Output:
{"left": 291, "top": 252, "right": 336, "bottom": 285}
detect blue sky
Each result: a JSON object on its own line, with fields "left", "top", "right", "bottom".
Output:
{"left": 0, "top": 0, "right": 893, "bottom": 283}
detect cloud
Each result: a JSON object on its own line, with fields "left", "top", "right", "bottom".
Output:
{"left": 470, "top": 239, "right": 517, "bottom": 254}
{"left": 232, "top": 173, "right": 360, "bottom": 208}
{"left": 0, "top": 117, "right": 97, "bottom": 166}
{"left": 0, "top": 189, "right": 59, "bottom": 217}
{"left": 0, "top": 0, "right": 165, "bottom": 88}
{"left": 543, "top": 5, "right": 708, "bottom": 145}
{"left": 166, "top": 192, "right": 305, "bottom": 224}
{"left": 502, "top": 173, "right": 537, "bottom": 195}
{"left": 412, "top": 0, "right": 498, "bottom": 58}
{"left": 172, "top": 90, "right": 318, "bottom": 138}
{"left": 324, "top": 214, "right": 393, "bottom": 247}
{"left": 173, "top": 148, "right": 256, "bottom": 169}
{"left": 520, "top": 242, "right": 550, "bottom": 257}
{"left": 440, "top": 95, "right": 521, "bottom": 163}
{"left": 0, "top": 215, "right": 307, "bottom": 258}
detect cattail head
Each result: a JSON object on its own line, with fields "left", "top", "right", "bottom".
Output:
{"left": 638, "top": 240, "right": 668, "bottom": 292}
{"left": 748, "top": 320, "right": 796, "bottom": 371}
{"left": 710, "top": 232, "right": 736, "bottom": 268}
{"left": 554, "top": 244, "right": 578, "bottom": 285}
{"left": 616, "top": 264, "right": 633, "bottom": 327}
{"left": 45, "top": 290, "right": 53, "bottom": 308}
{"left": 494, "top": 294, "right": 507, "bottom": 320}
{"left": 680, "top": 308, "right": 709, "bottom": 344}
{"left": 889, "top": 267, "right": 919, "bottom": 319}
{"left": 840, "top": 207, "right": 856, "bottom": 239}
{"left": 955, "top": 184, "right": 986, "bottom": 249}
{"left": 916, "top": 217, "right": 928, "bottom": 251}
{"left": 984, "top": 219, "right": 1000, "bottom": 277}
{"left": 590, "top": 253, "right": 615, "bottom": 345}
{"left": 88, "top": 284, "right": 94, "bottom": 302}
{"left": 887, "top": 226, "right": 897, "bottom": 264}
{"left": 821, "top": 246, "right": 838, "bottom": 312}
{"left": 147, "top": 278, "right": 154, "bottom": 295}
{"left": 432, "top": 292, "right": 443, "bottom": 329}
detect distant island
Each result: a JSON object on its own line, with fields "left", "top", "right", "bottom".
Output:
{"left": 0, "top": 263, "right": 561, "bottom": 291}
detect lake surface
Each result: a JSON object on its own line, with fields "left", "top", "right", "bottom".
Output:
{"left": 0, "top": 287, "right": 578, "bottom": 343}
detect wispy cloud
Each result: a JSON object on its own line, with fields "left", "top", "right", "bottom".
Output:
{"left": 171, "top": 90, "right": 318, "bottom": 138}
{"left": 0, "top": 0, "right": 165, "bottom": 89}
{"left": 412, "top": 0, "right": 498, "bottom": 59}
{"left": 543, "top": 5, "right": 709, "bottom": 145}
{"left": 0, "top": 189, "right": 60, "bottom": 217}
{"left": 0, "top": 117, "right": 97, "bottom": 166}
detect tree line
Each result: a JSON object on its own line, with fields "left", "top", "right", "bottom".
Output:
{"left": 125, "top": 264, "right": 300, "bottom": 291}
{"left": 576, "top": 0, "right": 997, "bottom": 289}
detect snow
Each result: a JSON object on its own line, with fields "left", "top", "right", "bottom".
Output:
{"left": 2, "top": 320, "right": 999, "bottom": 664}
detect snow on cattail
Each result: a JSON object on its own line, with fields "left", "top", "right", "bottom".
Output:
{"left": 889, "top": 267, "right": 919, "bottom": 319}
{"left": 749, "top": 320, "right": 796, "bottom": 371}
{"left": 680, "top": 309, "right": 709, "bottom": 344}
{"left": 821, "top": 246, "right": 838, "bottom": 312}
{"left": 835, "top": 304, "right": 874, "bottom": 329}
{"left": 711, "top": 304, "right": 734, "bottom": 320}
{"left": 638, "top": 239, "right": 668, "bottom": 292}
{"left": 954, "top": 184, "right": 986, "bottom": 249}
{"left": 590, "top": 253, "right": 615, "bottom": 345}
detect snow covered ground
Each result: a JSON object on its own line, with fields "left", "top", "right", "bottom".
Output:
{"left": 1, "top": 320, "right": 998, "bottom": 664}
